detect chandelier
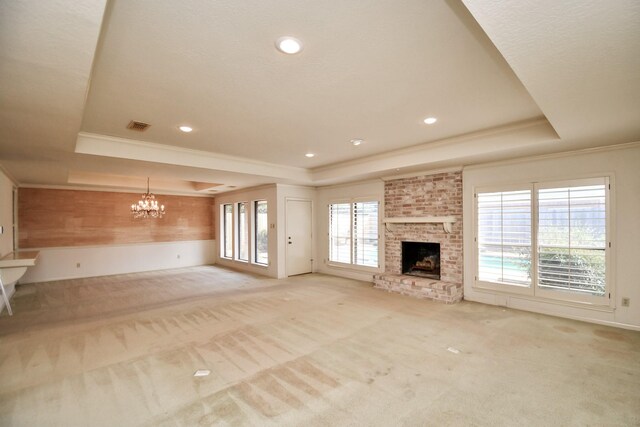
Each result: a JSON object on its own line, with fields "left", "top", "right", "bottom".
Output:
{"left": 131, "top": 177, "right": 165, "bottom": 218}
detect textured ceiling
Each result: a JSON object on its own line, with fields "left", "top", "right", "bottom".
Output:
{"left": 0, "top": 0, "right": 638, "bottom": 194}
{"left": 81, "top": 0, "right": 542, "bottom": 168}
{"left": 463, "top": 0, "right": 640, "bottom": 147}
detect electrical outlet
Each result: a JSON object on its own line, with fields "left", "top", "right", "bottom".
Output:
{"left": 76, "top": 263, "right": 80, "bottom": 268}
{"left": 621, "top": 297, "right": 630, "bottom": 307}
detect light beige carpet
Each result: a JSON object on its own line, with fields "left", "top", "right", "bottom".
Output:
{"left": 0, "top": 266, "right": 638, "bottom": 426}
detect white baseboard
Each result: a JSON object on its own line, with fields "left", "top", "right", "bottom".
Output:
{"left": 464, "top": 292, "right": 640, "bottom": 331}
{"left": 20, "top": 240, "right": 216, "bottom": 284}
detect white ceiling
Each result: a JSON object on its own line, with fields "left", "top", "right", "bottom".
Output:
{"left": 1, "top": 0, "right": 638, "bottom": 194}
{"left": 462, "top": 0, "right": 640, "bottom": 147}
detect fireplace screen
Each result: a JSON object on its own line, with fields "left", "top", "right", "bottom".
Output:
{"left": 402, "top": 241, "right": 440, "bottom": 280}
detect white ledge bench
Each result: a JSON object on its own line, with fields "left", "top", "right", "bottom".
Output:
{"left": 0, "top": 251, "right": 39, "bottom": 315}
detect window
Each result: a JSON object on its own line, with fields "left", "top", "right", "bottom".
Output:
{"left": 475, "top": 178, "right": 609, "bottom": 305}
{"left": 329, "top": 203, "right": 351, "bottom": 264}
{"left": 220, "top": 200, "right": 269, "bottom": 267}
{"left": 353, "top": 201, "right": 379, "bottom": 267}
{"left": 477, "top": 189, "right": 532, "bottom": 287}
{"left": 222, "top": 204, "right": 233, "bottom": 258}
{"left": 329, "top": 201, "right": 379, "bottom": 268}
{"left": 237, "top": 202, "right": 248, "bottom": 261}
{"left": 254, "top": 200, "right": 268, "bottom": 265}
{"left": 537, "top": 181, "right": 607, "bottom": 297}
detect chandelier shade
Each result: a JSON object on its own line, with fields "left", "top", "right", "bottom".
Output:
{"left": 131, "top": 178, "right": 165, "bottom": 218}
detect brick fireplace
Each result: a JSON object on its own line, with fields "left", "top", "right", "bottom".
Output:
{"left": 373, "top": 171, "right": 463, "bottom": 303}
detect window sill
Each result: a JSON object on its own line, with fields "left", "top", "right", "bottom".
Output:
{"left": 327, "top": 261, "right": 381, "bottom": 273}
{"left": 219, "top": 257, "right": 248, "bottom": 264}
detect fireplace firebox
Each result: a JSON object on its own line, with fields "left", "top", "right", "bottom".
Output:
{"left": 402, "top": 241, "right": 440, "bottom": 280}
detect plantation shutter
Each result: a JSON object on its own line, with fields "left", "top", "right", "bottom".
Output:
{"left": 329, "top": 203, "right": 351, "bottom": 263}
{"left": 353, "top": 201, "right": 379, "bottom": 267}
{"left": 537, "top": 180, "right": 607, "bottom": 296}
{"left": 477, "top": 189, "right": 532, "bottom": 286}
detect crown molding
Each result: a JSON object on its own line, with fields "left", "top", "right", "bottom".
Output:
{"left": 312, "top": 117, "right": 553, "bottom": 174}
{"left": 212, "top": 183, "right": 278, "bottom": 199}
{"left": 76, "top": 132, "right": 313, "bottom": 182}
{"left": 17, "top": 184, "right": 215, "bottom": 198}
{"left": 311, "top": 117, "right": 558, "bottom": 183}
{"left": 381, "top": 166, "right": 463, "bottom": 181}
{"left": 0, "top": 162, "right": 19, "bottom": 186}
{"left": 463, "top": 140, "right": 640, "bottom": 171}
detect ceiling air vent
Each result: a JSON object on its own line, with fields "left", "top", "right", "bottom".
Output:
{"left": 127, "top": 120, "right": 151, "bottom": 131}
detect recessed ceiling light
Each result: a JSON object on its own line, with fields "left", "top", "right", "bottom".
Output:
{"left": 276, "top": 36, "right": 303, "bottom": 54}
{"left": 351, "top": 139, "right": 364, "bottom": 146}
{"left": 423, "top": 117, "right": 437, "bottom": 125}
{"left": 305, "top": 153, "right": 315, "bottom": 158}
{"left": 179, "top": 126, "right": 193, "bottom": 133}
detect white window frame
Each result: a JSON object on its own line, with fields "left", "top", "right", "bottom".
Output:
{"left": 252, "top": 199, "right": 268, "bottom": 267}
{"left": 328, "top": 198, "right": 381, "bottom": 271}
{"left": 235, "top": 201, "right": 249, "bottom": 262}
{"left": 474, "top": 177, "right": 612, "bottom": 307}
{"left": 534, "top": 177, "right": 610, "bottom": 305}
{"left": 220, "top": 203, "right": 234, "bottom": 260}
{"left": 475, "top": 183, "right": 534, "bottom": 297}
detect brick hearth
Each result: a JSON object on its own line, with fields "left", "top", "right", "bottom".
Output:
{"left": 373, "top": 274, "right": 462, "bottom": 304}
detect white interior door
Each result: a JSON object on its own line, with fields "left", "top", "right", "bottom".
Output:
{"left": 286, "top": 199, "right": 312, "bottom": 276}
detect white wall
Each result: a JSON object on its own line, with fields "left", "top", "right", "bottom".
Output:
{"left": 463, "top": 143, "right": 640, "bottom": 330}
{"left": 214, "top": 185, "right": 279, "bottom": 278}
{"left": 214, "top": 184, "right": 316, "bottom": 279}
{"left": 0, "top": 169, "right": 16, "bottom": 311}
{"left": 315, "top": 180, "right": 385, "bottom": 282}
{"left": 0, "top": 169, "right": 14, "bottom": 257}
{"left": 20, "top": 240, "right": 215, "bottom": 283}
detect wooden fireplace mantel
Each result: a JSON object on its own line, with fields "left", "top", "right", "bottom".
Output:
{"left": 383, "top": 216, "right": 456, "bottom": 233}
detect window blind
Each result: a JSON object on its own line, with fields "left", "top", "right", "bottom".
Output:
{"left": 329, "top": 203, "right": 351, "bottom": 263}
{"left": 537, "top": 183, "right": 606, "bottom": 296}
{"left": 353, "top": 201, "right": 379, "bottom": 267}
{"left": 477, "top": 190, "right": 532, "bottom": 286}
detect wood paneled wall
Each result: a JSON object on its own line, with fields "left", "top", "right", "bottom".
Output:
{"left": 18, "top": 188, "right": 214, "bottom": 248}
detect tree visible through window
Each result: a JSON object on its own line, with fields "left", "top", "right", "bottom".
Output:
{"left": 255, "top": 200, "right": 268, "bottom": 265}
{"left": 476, "top": 178, "right": 609, "bottom": 304}
{"left": 223, "top": 204, "right": 233, "bottom": 258}
{"left": 537, "top": 184, "right": 606, "bottom": 296}
{"left": 237, "top": 202, "right": 248, "bottom": 261}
